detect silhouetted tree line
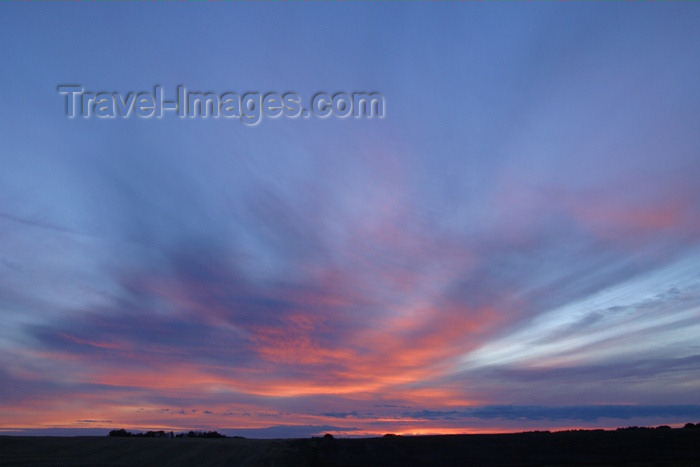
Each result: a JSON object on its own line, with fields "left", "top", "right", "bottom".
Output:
{"left": 108, "top": 423, "right": 700, "bottom": 440}
{"left": 615, "top": 423, "right": 700, "bottom": 431}
{"left": 108, "top": 429, "right": 232, "bottom": 438}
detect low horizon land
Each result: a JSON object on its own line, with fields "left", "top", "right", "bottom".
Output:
{"left": 2, "top": 425, "right": 700, "bottom": 467}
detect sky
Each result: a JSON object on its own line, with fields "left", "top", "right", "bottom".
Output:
{"left": 1, "top": 3, "right": 700, "bottom": 438}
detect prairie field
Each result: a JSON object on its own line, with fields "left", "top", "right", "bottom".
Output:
{"left": 2, "top": 428, "right": 700, "bottom": 466}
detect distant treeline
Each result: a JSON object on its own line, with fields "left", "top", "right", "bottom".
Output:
{"left": 108, "top": 429, "right": 237, "bottom": 438}
{"left": 616, "top": 423, "right": 700, "bottom": 431}
{"left": 108, "top": 423, "right": 700, "bottom": 440}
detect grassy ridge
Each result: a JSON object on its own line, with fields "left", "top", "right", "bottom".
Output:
{"left": 1, "top": 428, "right": 700, "bottom": 466}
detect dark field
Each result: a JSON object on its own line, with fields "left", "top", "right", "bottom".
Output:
{"left": 2, "top": 428, "right": 700, "bottom": 466}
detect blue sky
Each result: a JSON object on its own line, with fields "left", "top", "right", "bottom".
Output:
{"left": 1, "top": 3, "right": 700, "bottom": 437}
